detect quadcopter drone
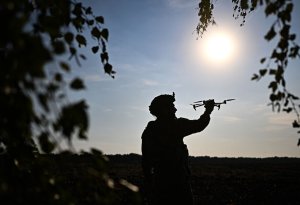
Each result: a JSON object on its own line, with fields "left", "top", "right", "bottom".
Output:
{"left": 191, "top": 99, "right": 235, "bottom": 110}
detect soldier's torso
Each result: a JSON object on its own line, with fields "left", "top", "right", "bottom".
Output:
{"left": 144, "top": 119, "right": 191, "bottom": 181}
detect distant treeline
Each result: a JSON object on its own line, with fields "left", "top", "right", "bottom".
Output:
{"left": 105, "top": 153, "right": 300, "bottom": 165}
{"left": 2, "top": 152, "right": 297, "bottom": 165}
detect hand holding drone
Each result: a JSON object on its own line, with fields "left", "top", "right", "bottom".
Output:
{"left": 191, "top": 99, "right": 235, "bottom": 110}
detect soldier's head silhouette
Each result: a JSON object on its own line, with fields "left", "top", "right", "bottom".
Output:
{"left": 149, "top": 92, "right": 177, "bottom": 119}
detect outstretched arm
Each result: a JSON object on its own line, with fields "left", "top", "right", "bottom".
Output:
{"left": 178, "top": 100, "right": 215, "bottom": 137}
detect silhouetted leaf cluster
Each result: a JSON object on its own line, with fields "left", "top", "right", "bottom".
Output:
{"left": 197, "top": 0, "right": 216, "bottom": 37}
{"left": 197, "top": 0, "right": 300, "bottom": 143}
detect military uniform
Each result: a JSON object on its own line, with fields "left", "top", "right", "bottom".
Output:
{"left": 141, "top": 114, "right": 210, "bottom": 205}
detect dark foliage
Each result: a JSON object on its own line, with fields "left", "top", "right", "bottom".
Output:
{"left": 0, "top": 0, "right": 115, "bottom": 156}
{"left": 0, "top": 152, "right": 141, "bottom": 205}
{"left": 0, "top": 1, "right": 139, "bottom": 204}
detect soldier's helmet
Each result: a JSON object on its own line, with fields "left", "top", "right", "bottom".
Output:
{"left": 149, "top": 92, "right": 175, "bottom": 117}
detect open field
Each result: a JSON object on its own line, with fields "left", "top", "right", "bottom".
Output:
{"left": 1, "top": 153, "right": 300, "bottom": 204}
{"left": 107, "top": 154, "right": 300, "bottom": 205}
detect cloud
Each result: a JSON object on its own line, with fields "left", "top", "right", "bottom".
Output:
{"left": 84, "top": 75, "right": 108, "bottom": 82}
{"left": 142, "top": 79, "right": 159, "bottom": 86}
{"left": 103, "top": 108, "right": 112, "bottom": 112}
{"left": 218, "top": 115, "right": 242, "bottom": 123}
{"left": 224, "top": 116, "right": 242, "bottom": 123}
{"left": 252, "top": 104, "right": 269, "bottom": 112}
{"left": 166, "top": 0, "right": 195, "bottom": 8}
{"left": 267, "top": 114, "right": 294, "bottom": 126}
{"left": 261, "top": 113, "right": 295, "bottom": 132}
{"left": 263, "top": 125, "right": 287, "bottom": 132}
{"left": 129, "top": 106, "right": 147, "bottom": 112}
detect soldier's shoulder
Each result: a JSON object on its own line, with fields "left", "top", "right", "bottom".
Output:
{"left": 142, "top": 120, "right": 155, "bottom": 131}
{"left": 146, "top": 120, "right": 157, "bottom": 129}
{"left": 142, "top": 121, "right": 156, "bottom": 139}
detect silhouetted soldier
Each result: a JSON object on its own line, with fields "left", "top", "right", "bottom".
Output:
{"left": 141, "top": 93, "right": 214, "bottom": 205}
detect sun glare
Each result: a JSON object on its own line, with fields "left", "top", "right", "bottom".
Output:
{"left": 194, "top": 28, "right": 238, "bottom": 69}
{"left": 205, "top": 33, "right": 232, "bottom": 61}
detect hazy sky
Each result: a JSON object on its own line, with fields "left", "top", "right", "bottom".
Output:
{"left": 69, "top": 0, "right": 300, "bottom": 157}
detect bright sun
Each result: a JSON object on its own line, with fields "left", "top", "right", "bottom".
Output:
{"left": 204, "top": 33, "right": 233, "bottom": 61}
{"left": 195, "top": 29, "right": 237, "bottom": 68}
